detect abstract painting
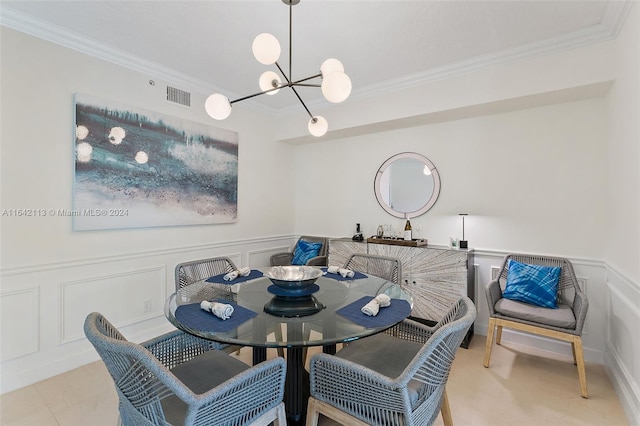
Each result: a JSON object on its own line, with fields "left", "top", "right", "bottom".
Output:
{"left": 73, "top": 93, "right": 238, "bottom": 230}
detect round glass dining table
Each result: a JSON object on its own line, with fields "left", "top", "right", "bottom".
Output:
{"left": 164, "top": 270, "right": 412, "bottom": 424}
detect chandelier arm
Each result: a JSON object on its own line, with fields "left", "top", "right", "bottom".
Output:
{"left": 229, "top": 85, "right": 281, "bottom": 104}
{"left": 290, "top": 86, "right": 314, "bottom": 119}
{"left": 292, "top": 83, "right": 321, "bottom": 88}
{"left": 291, "top": 73, "right": 322, "bottom": 84}
{"left": 275, "top": 62, "right": 292, "bottom": 85}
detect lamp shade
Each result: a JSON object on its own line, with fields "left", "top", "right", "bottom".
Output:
{"left": 308, "top": 116, "right": 328, "bottom": 137}
{"left": 321, "top": 71, "right": 352, "bottom": 103}
{"left": 205, "top": 94, "right": 232, "bottom": 120}
{"left": 252, "top": 33, "right": 281, "bottom": 65}
{"left": 259, "top": 71, "right": 281, "bottom": 95}
{"left": 320, "top": 58, "right": 344, "bottom": 76}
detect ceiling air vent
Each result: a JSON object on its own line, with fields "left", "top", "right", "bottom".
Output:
{"left": 166, "top": 86, "right": 191, "bottom": 107}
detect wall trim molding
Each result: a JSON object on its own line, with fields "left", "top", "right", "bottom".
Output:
{"left": 0, "top": 235, "right": 295, "bottom": 277}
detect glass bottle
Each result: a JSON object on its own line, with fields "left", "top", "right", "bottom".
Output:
{"left": 404, "top": 216, "right": 412, "bottom": 241}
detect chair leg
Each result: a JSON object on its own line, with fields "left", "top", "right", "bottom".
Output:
{"left": 306, "top": 397, "right": 320, "bottom": 426}
{"left": 275, "top": 402, "right": 287, "bottom": 426}
{"left": 496, "top": 324, "right": 503, "bottom": 345}
{"left": 572, "top": 336, "right": 589, "bottom": 398}
{"left": 483, "top": 317, "right": 496, "bottom": 367}
{"left": 440, "top": 389, "right": 453, "bottom": 426}
{"left": 306, "top": 397, "right": 370, "bottom": 426}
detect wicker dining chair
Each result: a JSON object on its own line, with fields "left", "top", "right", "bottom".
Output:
{"left": 175, "top": 256, "right": 238, "bottom": 291}
{"left": 84, "top": 312, "right": 287, "bottom": 426}
{"left": 175, "top": 256, "right": 284, "bottom": 357}
{"left": 484, "top": 253, "right": 589, "bottom": 398}
{"left": 342, "top": 252, "right": 402, "bottom": 289}
{"left": 306, "top": 296, "right": 476, "bottom": 426}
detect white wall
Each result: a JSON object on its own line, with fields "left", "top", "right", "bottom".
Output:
{"left": 604, "top": 3, "right": 640, "bottom": 423}
{"left": 0, "top": 28, "right": 295, "bottom": 269}
{"left": 292, "top": 98, "right": 607, "bottom": 258}
{"left": 0, "top": 27, "right": 298, "bottom": 392}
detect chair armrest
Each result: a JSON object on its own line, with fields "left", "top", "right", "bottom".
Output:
{"left": 485, "top": 279, "right": 502, "bottom": 316}
{"left": 306, "top": 255, "right": 327, "bottom": 266}
{"left": 142, "top": 330, "right": 227, "bottom": 370}
{"left": 572, "top": 290, "right": 589, "bottom": 335}
{"left": 270, "top": 252, "right": 293, "bottom": 266}
{"left": 185, "top": 357, "right": 287, "bottom": 424}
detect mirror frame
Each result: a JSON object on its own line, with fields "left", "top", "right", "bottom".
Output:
{"left": 374, "top": 152, "right": 441, "bottom": 218}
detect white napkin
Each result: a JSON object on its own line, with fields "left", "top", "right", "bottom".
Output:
{"left": 361, "top": 294, "right": 392, "bottom": 316}
{"left": 223, "top": 267, "right": 251, "bottom": 281}
{"left": 327, "top": 265, "right": 340, "bottom": 274}
{"left": 200, "top": 300, "right": 234, "bottom": 320}
{"left": 338, "top": 268, "right": 355, "bottom": 278}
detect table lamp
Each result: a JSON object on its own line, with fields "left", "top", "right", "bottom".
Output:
{"left": 459, "top": 213, "right": 468, "bottom": 249}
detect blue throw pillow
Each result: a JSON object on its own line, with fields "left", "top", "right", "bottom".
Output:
{"left": 503, "top": 259, "right": 561, "bottom": 309}
{"left": 291, "top": 240, "right": 322, "bottom": 265}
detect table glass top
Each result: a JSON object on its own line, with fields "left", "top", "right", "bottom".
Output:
{"left": 165, "top": 273, "right": 412, "bottom": 348}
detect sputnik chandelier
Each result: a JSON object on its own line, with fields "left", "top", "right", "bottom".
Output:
{"left": 204, "top": 0, "right": 351, "bottom": 137}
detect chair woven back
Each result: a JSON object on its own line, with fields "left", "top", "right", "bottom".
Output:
{"left": 408, "top": 297, "right": 475, "bottom": 418}
{"left": 343, "top": 253, "right": 402, "bottom": 284}
{"left": 496, "top": 253, "right": 580, "bottom": 306}
{"left": 84, "top": 312, "right": 173, "bottom": 425}
{"left": 309, "top": 297, "right": 475, "bottom": 426}
{"left": 175, "top": 257, "right": 237, "bottom": 291}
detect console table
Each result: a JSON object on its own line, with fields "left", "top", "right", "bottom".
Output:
{"left": 329, "top": 238, "right": 475, "bottom": 347}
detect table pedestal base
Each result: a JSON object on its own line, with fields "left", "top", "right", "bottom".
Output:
{"left": 253, "top": 343, "right": 336, "bottom": 425}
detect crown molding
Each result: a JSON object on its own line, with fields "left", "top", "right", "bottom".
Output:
{"left": 2, "top": 2, "right": 633, "bottom": 118}
{"left": 0, "top": 6, "right": 273, "bottom": 115}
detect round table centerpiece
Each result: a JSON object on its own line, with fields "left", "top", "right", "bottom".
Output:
{"left": 263, "top": 266, "right": 324, "bottom": 317}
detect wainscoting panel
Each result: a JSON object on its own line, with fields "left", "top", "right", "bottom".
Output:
{"left": 60, "top": 266, "right": 166, "bottom": 344}
{"left": 0, "top": 235, "right": 296, "bottom": 393}
{"left": 0, "top": 287, "right": 39, "bottom": 361}
{"left": 247, "top": 246, "right": 292, "bottom": 267}
{"left": 605, "top": 267, "right": 640, "bottom": 424}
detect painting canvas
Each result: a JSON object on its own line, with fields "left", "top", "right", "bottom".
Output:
{"left": 73, "top": 93, "right": 238, "bottom": 230}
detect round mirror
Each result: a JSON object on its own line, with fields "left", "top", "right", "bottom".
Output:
{"left": 374, "top": 152, "right": 441, "bottom": 218}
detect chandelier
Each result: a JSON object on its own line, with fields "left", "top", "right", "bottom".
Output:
{"left": 204, "top": 0, "right": 352, "bottom": 137}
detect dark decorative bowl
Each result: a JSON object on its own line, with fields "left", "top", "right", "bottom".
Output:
{"left": 264, "top": 266, "right": 323, "bottom": 292}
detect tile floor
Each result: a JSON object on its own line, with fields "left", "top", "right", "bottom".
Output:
{"left": 0, "top": 336, "right": 630, "bottom": 426}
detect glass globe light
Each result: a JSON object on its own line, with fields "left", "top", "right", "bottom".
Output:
{"left": 308, "top": 116, "right": 328, "bottom": 137}
{"left": 205, "top": 94, "right": 232, "bottom": 120}
{"left": 259, "top": 71, "right": 281, "bottom": 95}
{"left": 320, "top": 58, "right": 344, "bottom": 76}
{"left": 321, "top": 71, "right": 352, "bottom": 103}
{"left": 252, "top": 33, "right": 281, "bottom": 65}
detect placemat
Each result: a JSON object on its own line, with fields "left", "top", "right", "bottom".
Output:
{"left": 321, "top": 268, "right": 368, "bottom": 281}
{"left": 205, "top": 269, "right": 263, "bottom": 285}
{"left": 336, "top": 296, "right": 411, "bottom": 328}
{"left": 174, "top": 300, "right": 257, "bottom": 333}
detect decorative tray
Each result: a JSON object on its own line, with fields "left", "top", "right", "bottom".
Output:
{"left": 366, "top": 237, "right": 428, "bottom": 247}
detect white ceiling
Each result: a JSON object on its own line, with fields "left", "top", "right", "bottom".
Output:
{"left": 0, "top": 1, "right": 627, "bottom": 115}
